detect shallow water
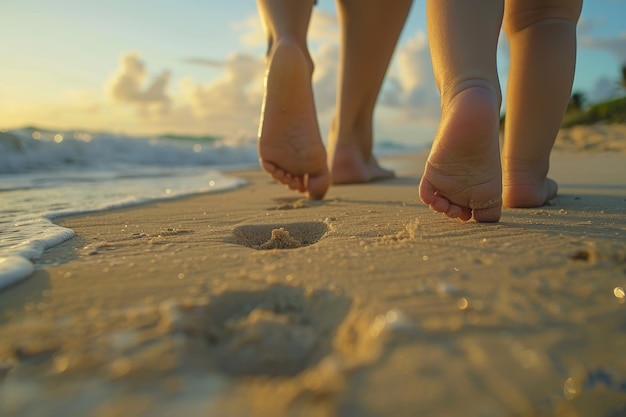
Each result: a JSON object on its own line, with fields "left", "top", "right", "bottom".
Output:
{"left": 0, "top": 128, "right": 258, "bottom": 288}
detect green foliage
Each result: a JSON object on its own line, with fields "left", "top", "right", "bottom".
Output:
{"left": 502, "top": 65, "right": 626, "bottom": 129}
{"left": 562, "top": 96, "right": 626, "bottom": 127}
{"left": 567, "top": 91, "right": 586, "bottom": 113}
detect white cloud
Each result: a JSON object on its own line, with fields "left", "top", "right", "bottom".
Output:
{"left": 383, "top": 31, "right": 440, "bottom": 122}
{"left": 102, "top": 19, "right": 442, "bottom": 138}
{"left": 312, "top": 27, "right": 441, "bottom": 125}
{"left": 107, "top": 52, "right": 171, "bottom": 105}
{"left": 311, "top": 42, "right": 339, "bottom": 115}
{"left": 181, "top": 53, "right": 264, "bottom": 126}
{"left": 308, "top": 10, "right": 339, "bottom": 44}
{"left": 103, "top": 51, "right": 265, "bottom": 137}
{"left": 168, "top": 53, "right": 265, "bottom": 137}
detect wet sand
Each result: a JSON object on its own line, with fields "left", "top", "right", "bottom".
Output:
{"left": 1, "top": 125, "right": 626, "bottom": 417}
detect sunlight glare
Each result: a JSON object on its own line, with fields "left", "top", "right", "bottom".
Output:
{"left": 73, "top": 132, "right": 93, "bottom": 142}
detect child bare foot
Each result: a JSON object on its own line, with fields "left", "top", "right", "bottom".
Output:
{"left": 257, "top": 39, "right": 330, "bottom": 200}
{"left": 502, "top": 160, "right": 558, "bottom": 208}
{"left": 419, "top": 86, "right": 502, "bottom": 222}
{"left": 327, "top": 127, "right": 395, "bottom": 184}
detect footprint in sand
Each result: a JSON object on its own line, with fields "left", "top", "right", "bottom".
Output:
{"left": 160, "top": 285, "right": 352, "bottom": 377}
{"left": 228, "top": 221, "right": 329, "bottom": 250}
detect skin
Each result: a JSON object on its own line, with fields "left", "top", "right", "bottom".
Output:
{"left": 419, "top": 0, "right": 582, "bottom": 222}
{"left": 501, "top": 0, "right": 582, "bottom": 208}
{"left": 327, "top": 0, "right": 413, "bottom": 185}
{"left": 256, "top": 0, "right": 329, "bottom": 199}
{"left": 256, "top": 0, "right": 412, "bottom": 199}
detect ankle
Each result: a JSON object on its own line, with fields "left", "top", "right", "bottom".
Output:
{"left": 502, "top": 156, "right": 550, "bottom": 184}
{"left": 328, "top": 117, "right": 373, "bottom": 151}
{"left": 441, "top": 78, "right": 502, "bottom": 111}
{"left": 269, "top": 37, "right": 314, "bottom": 75}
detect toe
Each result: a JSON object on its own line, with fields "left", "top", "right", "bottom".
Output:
{"left": 445, "top": 204, "right": 472, "bottom": 222}
{"left": 458, "top": 208, "right": 473, "bottom": 221}
{"left": 430, "top": 194, "right": 451, "bottom": 214}
{"left": 261, "top": 160, "right": 278, "bottom": 175}
{"left": 285, "top": 175, "right": 302, "bottom": 191}
{"left": 418, "top": 177, "right": 437, "bottom": 206}
{"left": 473, "top": 206, "right": 501, "bottom": 223}
{"left": 306, "top": 170, "right": 330, "bottom": 200}
{"left": 293, "top": 177, "right": 306, "bottom": 192}
{"left": 445, "top": 204, "right": 464, "bottom": 219}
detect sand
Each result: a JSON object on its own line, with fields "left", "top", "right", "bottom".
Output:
{"left": 1, "top": 125, "right": 626, "bottom": 417}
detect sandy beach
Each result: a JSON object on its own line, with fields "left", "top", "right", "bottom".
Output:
{"left": 1, "top": 125, "right": 626, "bottom": 417}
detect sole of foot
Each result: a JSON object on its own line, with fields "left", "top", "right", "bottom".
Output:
{"left": 257, "top": 39, "right": 330, "bottom": 200}
{"left": 419, "top": 86, "right": 503, "bottom": 222}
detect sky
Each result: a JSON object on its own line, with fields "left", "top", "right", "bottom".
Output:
{"left": 1, "top": 0, "right": 625, "bottom": 145}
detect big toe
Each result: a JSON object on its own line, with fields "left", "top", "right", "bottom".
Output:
{"left": 306, "top": 169, "right": 330, "bottom": 200}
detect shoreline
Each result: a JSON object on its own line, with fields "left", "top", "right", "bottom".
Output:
{"left": 1, "top": 148, "right": 625, "bottom": 416}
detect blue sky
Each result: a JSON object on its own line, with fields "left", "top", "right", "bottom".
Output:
{"left": 1, "top": 1, "right": 625, "bottom": 145}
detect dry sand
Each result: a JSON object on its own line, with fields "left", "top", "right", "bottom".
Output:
{"left": 1, "top": 125, "right": 626, "bottom": 417}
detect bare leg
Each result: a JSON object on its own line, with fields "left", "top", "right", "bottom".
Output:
{"left": 501, "top": 0, "right": 582, "bottom": 207}
{"left": 256, "top": 0, "right": 330, "bottom": 199}
{"left": 419, "top": 0, "right": 504, "bottom": 222}
{"left": 328, "top": 0, "right": 413, "bottom": 184}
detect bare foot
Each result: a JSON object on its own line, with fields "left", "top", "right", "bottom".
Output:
{"left": 327, "top": 122, "right": 395, "bottom": 184}
{"left": 419, "top": 86, "right": 502, "bottom": 222}
{"left": 257, "top": 39, "right": 330, "bottom": 200}
{"left": 502, "top": 159, "right": 558, "bottom": 207}
{"left": 328, "top": 143, "right": 395, "bottom": 184}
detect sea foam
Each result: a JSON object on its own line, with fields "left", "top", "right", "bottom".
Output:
{"left": 0, "top": 128, "right": 256, "bottom": 290}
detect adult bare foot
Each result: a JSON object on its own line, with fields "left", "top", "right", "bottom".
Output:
{"left": 419, "top": 86, "right": 502, "bottom": 222}
{"left": 327, "top": 123, "right": 395, "bottom": 184}
{"left": 502, "top": 159, "right": 558, "bottom": 208}
{"left": 257, "top": 39, "right": 330, "bottom": 200}
{"left": 327, "top": 143, "right": 395, "bottom": 184}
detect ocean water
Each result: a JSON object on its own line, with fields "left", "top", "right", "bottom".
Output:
{"left": 0, "top": 127, "right": 422, "bottom": 290}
